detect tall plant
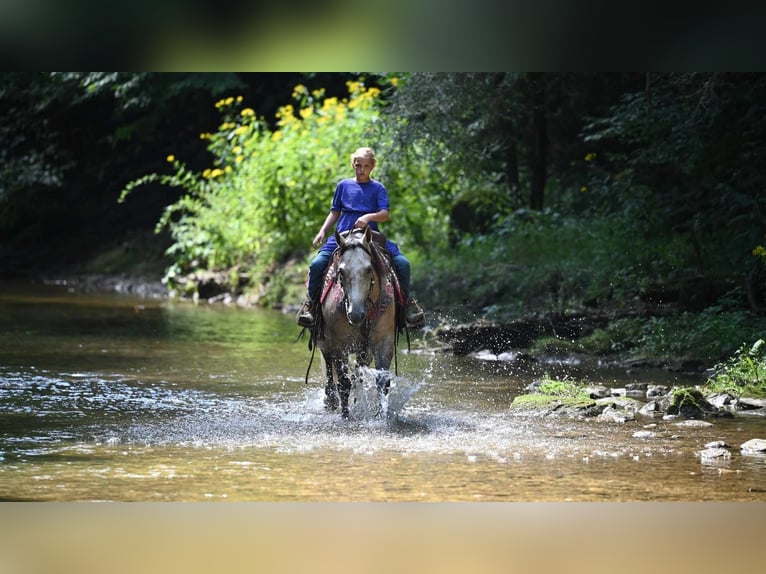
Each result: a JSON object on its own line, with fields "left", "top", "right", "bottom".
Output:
{"left": 120, "top": 79, "right": 389, "bottom": 290}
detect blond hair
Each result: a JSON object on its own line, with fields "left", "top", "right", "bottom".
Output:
{"left": 350, "top": 147, "right": 376, "bottom": 164}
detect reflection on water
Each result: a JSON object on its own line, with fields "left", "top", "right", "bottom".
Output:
{"left": 1, "top": 280, "right": 765, "bottom": 501}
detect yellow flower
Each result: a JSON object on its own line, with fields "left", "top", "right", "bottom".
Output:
{"left": 390, "top": 77, "right": 399, "bottom": 87}
{"left": 235, "top": 155, "right": 244, "bottom": 164}
{"left": 199, "top": 132, "right": 212, "bottom": 140}
{"left": 292, "top": 84, "right": 308, "bottom": 99}
{"left": 202, "top": 168, "right": 212, "bottom": 178}
{"left": 232, "top": 146, "right": 242, "bottom": 155}
{"left": 236, "top": 96, "right": 243, "bottom": 103}
{"left": 240, "top": 108, "right": 255, "bottom": 117}
{"left": 753, "top": 245, "right": 766, "bottom": 257}
{"left": 166, "top": 154, "right": 175, "bottom": 163}
{"left": 234, "top": 126, "right": 248, "bottom": 136}
{"left": 209, "top": 168, "right": 224, "bottom": 178}
{"left": 585, "top": 152, "right": 597, "bottom": 162}
{"left": 299, "top": 107, "right": 313, "bottom": 119}
{"left": 321, "top": 97, "right": 338, "bottom": 111}
{"left": 580, "top": 186, "right": 587, "bottom": 192}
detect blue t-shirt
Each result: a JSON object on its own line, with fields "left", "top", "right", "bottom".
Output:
{"left": 320, "top": 178, "right": 401, "bottom": 256}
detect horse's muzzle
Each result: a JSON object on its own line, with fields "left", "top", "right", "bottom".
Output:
{"left": 346, "top": 307, "right": 366, "bottom": 326}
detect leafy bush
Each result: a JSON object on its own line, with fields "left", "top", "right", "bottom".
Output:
{"left": 705, "top": 339, "right": 766, "bottom": 398}
{"left": 417, "top": 210, "right": 694, "bottom": 318}
{"left": 119, "top": 81, "right": 386, "bottom": 291}
{"left": 119, "top": 78, "right": 454, "bottom": 299}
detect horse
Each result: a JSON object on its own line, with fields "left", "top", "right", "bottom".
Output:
{"left": 309, "top": 227, "right": 402, "bottom": 417}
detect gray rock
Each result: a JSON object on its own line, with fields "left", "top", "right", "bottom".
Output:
{"left": 706, "top": 392, "right": 735, "bottom": 409}
{"left": 647, "top": 385, "right": 670, "bottom": 398}
{"left": 737, "top": 397, "right": 766, "bottom": 410}
{"left": 740, "top": 438, "right": 766, "bottom": 453}
{"left": 633, "top": 430, "right": 657, "bottom": 438}
{"left": 639, "top": 401, "right": 662, "bottom": 416}
{"left": 599, "top": 405, "right": 635, "bottom": 423}
{"left": 705, "top": 440, "right": 729, "bottom": 449}
{"left": 674, "top": 420, "right": 713, "bottom": 428}
{"left": 698, "top": 447, "right": 731, "bottom": 461}
{"left": 584, "top": 385, "right": 610, "bottom": 399}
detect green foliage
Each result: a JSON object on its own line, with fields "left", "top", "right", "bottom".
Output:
{"left": 579, "top": 307, "right": 766, "bottom": 363}
{"left": 583, "top": 73, "right": 766, "bottom": 279}
{"left": 417, "top": 209, "right": 692, "bottom": 319}
{"left": 536, "top": 376, "right": 590, "bottom": 399}
{"left": 510, "top": 375, "right": 591, "bottom": 409}
{"left": 120, "top": 77, "right": 453, "bottom": 294}
{"left": 705, "top": 339, "right": 766, "bottom": 398}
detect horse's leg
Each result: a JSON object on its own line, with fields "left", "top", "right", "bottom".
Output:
{"left": 376, "top": 371, "right": 391, "bottom": 394}
{"left": 335, "top": 358, "right": 352, "bottom": 418}
{"left": 371, "top": 315, "right": 396, "bottom": 416}
{"left": 323, "top": 356, "right": 339, "bottom": 411}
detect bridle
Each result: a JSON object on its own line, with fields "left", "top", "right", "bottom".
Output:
{"left": 335, "top": 238, "right": 379, "bottom": 325}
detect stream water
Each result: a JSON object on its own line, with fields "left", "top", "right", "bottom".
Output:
{"left": 1, "top": 280, "right": 765, "bottom": 501}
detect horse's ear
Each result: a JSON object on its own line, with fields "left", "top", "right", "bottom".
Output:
{"left": 335, "top": 228, "right": 344, "bottom": 247}
{"left": 363, "top": 225, "right": 372, "bottom": 244}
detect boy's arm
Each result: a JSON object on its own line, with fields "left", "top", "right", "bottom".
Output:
{"left": 313, "top": 210, "right": 340, "bottom": 247}
{"left": 355, "top": 209, "right": 389, "bottom": 228}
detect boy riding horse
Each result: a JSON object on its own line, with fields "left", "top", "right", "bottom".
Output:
{"left": 297, "top": 147, "right": 424, "bottom": 330}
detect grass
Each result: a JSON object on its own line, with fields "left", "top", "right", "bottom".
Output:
{"left": 510, "top": 375, "right": 593, "bottom": 410}
{"left": 704, "top": 339, "right": 766, "bottom": 398}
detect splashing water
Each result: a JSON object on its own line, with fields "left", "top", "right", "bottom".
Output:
{"left": 347, "top": 367, "right": 422, "bottom": 422}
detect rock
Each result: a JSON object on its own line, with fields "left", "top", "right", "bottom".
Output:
{"left": 697, "top": 447, "right": 731, "bottom": 461}
{"left": 674, "top": 420, "right": 713, "bottom": 428}
{"left": 706, "top": 392, "right": 735, "bottom": 409}
{"left": 705, "top": 440, "right": 729, "bottom": 449}
{"left": 663, "top": 387, "right": 732, "bottom": 419}
{"left": 647, "top": 385, "right": 669, "bottom": 399}
{"left": 737, "top": 397, "right": 766, "bottom": 410}
{"left": 584, "top": 385, "right": 610, "bottom": 399}
{"left": 740, "top": 438, "right": 766, "bottom": 453}
{"left": 633, "top": 430, "right": 656, "bottom": 438}
{"left": 639, "top": 401, "right": 662, "bottom": 416}
{"left": 625, "top": 382, "right": 649, "bottom": 391}
{"left": 599, "top": 405, "right": 635, "bottom": 423}
{"left": 595, "top": 397, "right": 641, "bottom": 423}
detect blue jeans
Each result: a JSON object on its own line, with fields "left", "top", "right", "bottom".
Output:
{"left": 308, "top": 251, "right": 411, "bottom": 301}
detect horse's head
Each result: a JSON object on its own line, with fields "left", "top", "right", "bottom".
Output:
{"left": 335, "top": 227, "right": 375, "bottom": 326}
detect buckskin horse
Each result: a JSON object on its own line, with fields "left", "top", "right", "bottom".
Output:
{"left": 305, "top": 227, "right": 404, "bottom": 417}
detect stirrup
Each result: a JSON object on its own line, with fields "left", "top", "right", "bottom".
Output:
{"left": 296, "top": 299, "right": 315, "bottom": 328}
{"left": 405, "top": 298, "right": 425, "bottom": 328}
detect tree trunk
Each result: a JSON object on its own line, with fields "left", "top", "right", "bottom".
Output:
{"left": 529, "top": 75, "right": 547, "bottom": 211}
{"left": 501, "top": 118, "right": 521, "bottom": 203}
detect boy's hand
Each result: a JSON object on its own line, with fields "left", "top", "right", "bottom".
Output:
{"left": 312, "top": 231, "right": 326, "bottom": 247}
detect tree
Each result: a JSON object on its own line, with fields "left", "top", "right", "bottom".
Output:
{"left": 385, "top": 73, "right": 641, "bottom": 234}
